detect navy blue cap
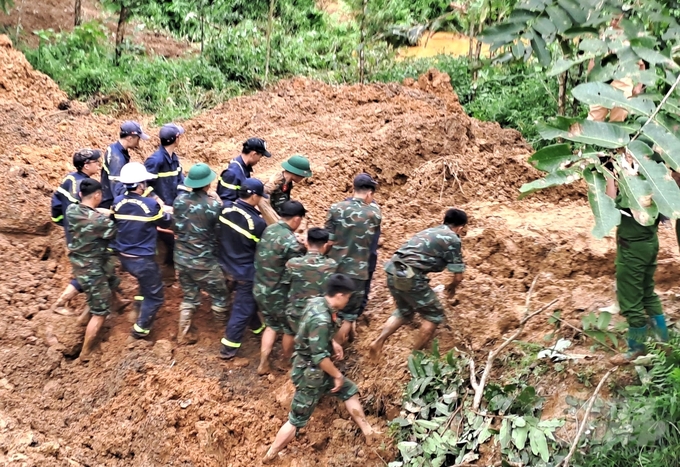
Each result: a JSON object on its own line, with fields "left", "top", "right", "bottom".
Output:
{"left": 159, "top": 123, "right": 185, "bottom": 144}
{"left": 353, "top": 173, "right": 378, "bottom": 190}
{"left": 120, "top": 121, "right": 149, "bottom": 140}
{"left": 241, "top": 178, "right": 269, "bottom": 199}
{"left": 243, "top": 138, "right": 272, "bottom": 158}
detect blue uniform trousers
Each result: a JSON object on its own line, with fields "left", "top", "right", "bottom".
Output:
{"left": 222, "top": 280, "right": 264, "bottom": 349}
{"left": 119, "top": 255, "right": 164, "bottom": 337}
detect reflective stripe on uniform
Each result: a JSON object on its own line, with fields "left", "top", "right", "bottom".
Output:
{"left": 57, "top": 186, "right": 79, "bottom": 204}
{"left": 133, "top": 323, "right": 150, "bottom": 334}
{"left": 221, "top": 338, "right": 241, "bottom": 348}
{"left": 51, "top": 215, "right": 64, "bottom": 223}
{"left": 134, "top": 296, "right": 144, "bottom": 301}
{"left": 157, "top": 167, "right": 181, "bottom": 177}
{"left": 251, "top": 323, "right": 266, "bottom": 335}
{"left": 218, "top": 178, "right": 240, "bottom": 190}
{"left": 142, "top": 186, "right": 154, "bottom": 197}
{"left": 114, "top": 212, "right": 163, "bottom": 222}
{"left": 218, "top": 216, "right": 260, "bottom": 242}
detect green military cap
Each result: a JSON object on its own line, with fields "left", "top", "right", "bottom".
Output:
{"left": 282, "top": 155, "right": 312, "bottom": 178}
{"left": 184, "top": 163, "right": 216, "bottom": 188}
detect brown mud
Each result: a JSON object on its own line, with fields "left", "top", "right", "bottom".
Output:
{"left": 1, "top": 35, "right": 679, "bottom": 466}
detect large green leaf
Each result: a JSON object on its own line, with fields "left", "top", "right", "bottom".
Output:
{"left": 628, "top": 140, "right": 680, "bottom": 218}
{"left": 546, "top": 5, "right": 572, "bottom": 33}
{"left": 536, "top": 116, "right": 578, "bottom": 139}
{"left": 616, "top": 157, "right": 658, "bottom": 226}
{"left": 561, "top": 26, "right": 599, "bottom": 38}
{"left": 571, "top": 82, "right": 655, "bottom": 116}
{"left": 583, "top": 169, "right": 621, "bottom": 238}
{"left": 528, "top": 143, "right": 584, "bottom": 172}
{"left": 531, "top": 32, "right": 551, "bottom": 67}
{"left": 633, "top": 46, "right": 679, "bottom": 69}
{"left": 507, "top": 8, "right": 539, "bottom": 23}
{"left": 519, "top": 169, "right": 580, "bottom": 199}
{"left": 478, "top": 22, "right": 526, "bottom": 45}
{"left": 579, "top": 38, "right": 608, "bottom": 55}
{"left": 641, "top": 122, "right": 680, "bottom": 171}
{"left": 529, "top": 427, "right": 550, "bottom": 462}
{"left": 588, "top": 61, "right": 617, "bottom": 82}
{"left": 533, "top": 15, "right": 556, "bottom": 38}
{"left": 556, "top": 0, "right": 587, "bottom": 24}
{"left": 612, "top": 63, "right": 661, "bottom": 86}
{"left": 541, "top": 120, "right": 630, "bottom": 148}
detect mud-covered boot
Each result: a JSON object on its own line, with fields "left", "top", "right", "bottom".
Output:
{"left": 178, "top": 304, "right": 196, "bottom": 344}
{"left": 610, "top": 326, "right": 647, "bottom": 366}
{"left": 211, "top": 305, "right": 229, "bottom": 326}
{"left": 51, "top": 284, "right": 79, "bottom": 316}
{"left": 219, "top": 339, "right": 238, "bottom": 360}
{"left": 651, "top": 314, "right": 669, "bottom": 342}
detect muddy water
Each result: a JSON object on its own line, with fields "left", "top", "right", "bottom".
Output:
{"left": 399, "top": 31, "right": 489, "bottom": 59}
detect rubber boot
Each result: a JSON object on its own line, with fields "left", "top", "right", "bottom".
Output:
{"left": 610, "top": 326, "right": 647, "bottom": 366}
{"left": 651, "top": 314, "right": 669, "bottom": 342}
{"left": 211, "top": 305, "right": 228, "bottom": 326}
{"left": 51, "top": 285, "right": 79, "bottom": 316}
{"left": 178, "top": 304, "right": 196, "bottom": 344}
{"left": 219, "top": 344, "right": 238, "bottom": 360}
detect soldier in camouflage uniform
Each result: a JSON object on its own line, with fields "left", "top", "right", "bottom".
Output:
{"left": 325, "top": 173, "right": 382, "bottom": 344}
{"left": 262, "top": 274, "right": 378, "bottom": 463}
{"left": 173, "top": 163, "right": 230, "bottom": 343}
{"left": 281, "top": 227, "right": 337, "bottom": 334}
{"left": 65, "top": 179, "right": 120, "bottom": 361}
{"left": 254, "top": 200, "right": 307, "bottom": 375}
{"left": 369, "top": 208, "right": 467, "bottom": 359}
{"left": 264, "top": 155, "right": 312, "bottom": 215}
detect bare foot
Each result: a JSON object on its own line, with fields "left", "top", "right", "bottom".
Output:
{"left": 79, "top": 351, "right": 92, "bottom": 363}
{"left": 368, "top": 340, "right": 382, "bottom": 361}
{"left": 257, "top": 358, "right": 272, "bottom": 376}
{"left": 262, "top": 447, "right": 279, "bottom": 464}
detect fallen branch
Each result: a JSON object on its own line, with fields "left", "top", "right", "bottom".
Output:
{"left": 560, "top": 367, "right": 617, "bottom": 467}
{"left": 470, "top": 274, "right": 558, "bottom": 410}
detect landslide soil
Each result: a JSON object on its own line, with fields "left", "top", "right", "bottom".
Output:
{"left": 1, "top": 35, "right": 680, "bottom": 467}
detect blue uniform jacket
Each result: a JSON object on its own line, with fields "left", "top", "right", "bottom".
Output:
{"left": 51, "top": 171, "right": 90, "bottom": 244}
{"left": 144, "top": 146, "right": 187, "bottom": 205}
{"left": 216, "top": 199, "right": 266, "bottom": 281}
{"left": 101, "top": 141, "right": 130, "bottom": 208}
{"left": 216, "top": 156, "right": 253, "bottom": 202}
{"left": 110, "top": 192, "right": 172, "bottom": 256}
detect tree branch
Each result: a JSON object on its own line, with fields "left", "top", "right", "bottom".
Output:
{"left": 560, "top": 368, "right": 616, "bottom": 467}
{"left": 631, "top": 72, "right": 680, "bottom": 142}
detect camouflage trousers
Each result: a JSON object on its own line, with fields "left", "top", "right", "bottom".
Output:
{"left": 254, "top": 285, "right": 292, "bottom": 335}
{"left": 337, "top": 278, "right": 367, "bottom": 323}
{"left": 176, "top": 262, "right": 229, "bottom": 311}
{"left": 288, "top": 357, "right": 358, "bottom": 428}
{"left": 286, "top": 303, "right": 305, "bottom": 335}
{"left": 387, "top": 273, "right": 445, "bottom": 325}
{"left": 70, "top": 255, "right": 120, "bottom": 316}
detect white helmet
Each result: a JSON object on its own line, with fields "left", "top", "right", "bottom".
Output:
{"left": 120, "top": 162, "right": 156, "bottom": 184}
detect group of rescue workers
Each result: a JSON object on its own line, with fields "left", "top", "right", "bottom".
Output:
{"left": 48, "top": 116, "right": 667, "bottom": 461}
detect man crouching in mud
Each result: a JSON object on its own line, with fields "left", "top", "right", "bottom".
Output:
{"left": 262, "top": 274, "right": 380, "bottom": 463}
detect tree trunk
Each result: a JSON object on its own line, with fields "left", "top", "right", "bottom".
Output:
{"left": 74, "top": 0, "right": 82, "bottom": 26}
{"left": 114, "top": 5, "right": 129, "bottom": 66}
{"left": 358, "top": 0, "right": 367, "bottom": 83}
{"left": 467, "top": 22, "right": 475, "bottom": 64}
{"left": 558, "top": 70, "right": 568, "bottom": 116}
{"left": 570, "top": 62, "right": 585, "bottom": 116}
{"left": 264, "top": 0, "right": 275, "bottom": 85}
{"left": 472, "top": 25, "right": 483, "bottom": 82}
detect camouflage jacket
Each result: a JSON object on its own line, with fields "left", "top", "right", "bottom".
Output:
{"left": 66, "top": 203, "right": 117, "bottom": 267}
{"left": 264, "top": 171, "right": 295, "bottom": 216}
{"left": 172, "top": 190, "right": 222, "bottom": 269}
{"left": 325, "top": 197, "right": 382, "bottom": 280}
{"left": 386, "top": 224, "right": 465, "bottom": 275}
{"left": 283, "top": 252, "right": 338, "bottom": 313}
{"left": 253, "top": 220, "right": 305, "bottom": 295}
{"left": 294, "top": 296, "right": 338, "bottom": 365}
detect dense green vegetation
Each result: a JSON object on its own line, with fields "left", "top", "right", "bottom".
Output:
{"left": 14, "top": 0, "right": 555, "bottom": 139}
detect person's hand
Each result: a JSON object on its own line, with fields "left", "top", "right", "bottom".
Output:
{"left": 331, "top": 374, "right": 344, "bottom": 393}
{"left": 96, "top": 208, "right": 112, "bottom": 215}
{"left": 162, "top": 205, "right": 174, "bottom": 214}
{"left": 207, "top": 190, "right": 221, "bottom": 202}
{"left": 332, "top": 340, "right": 344, "bottom": 361}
